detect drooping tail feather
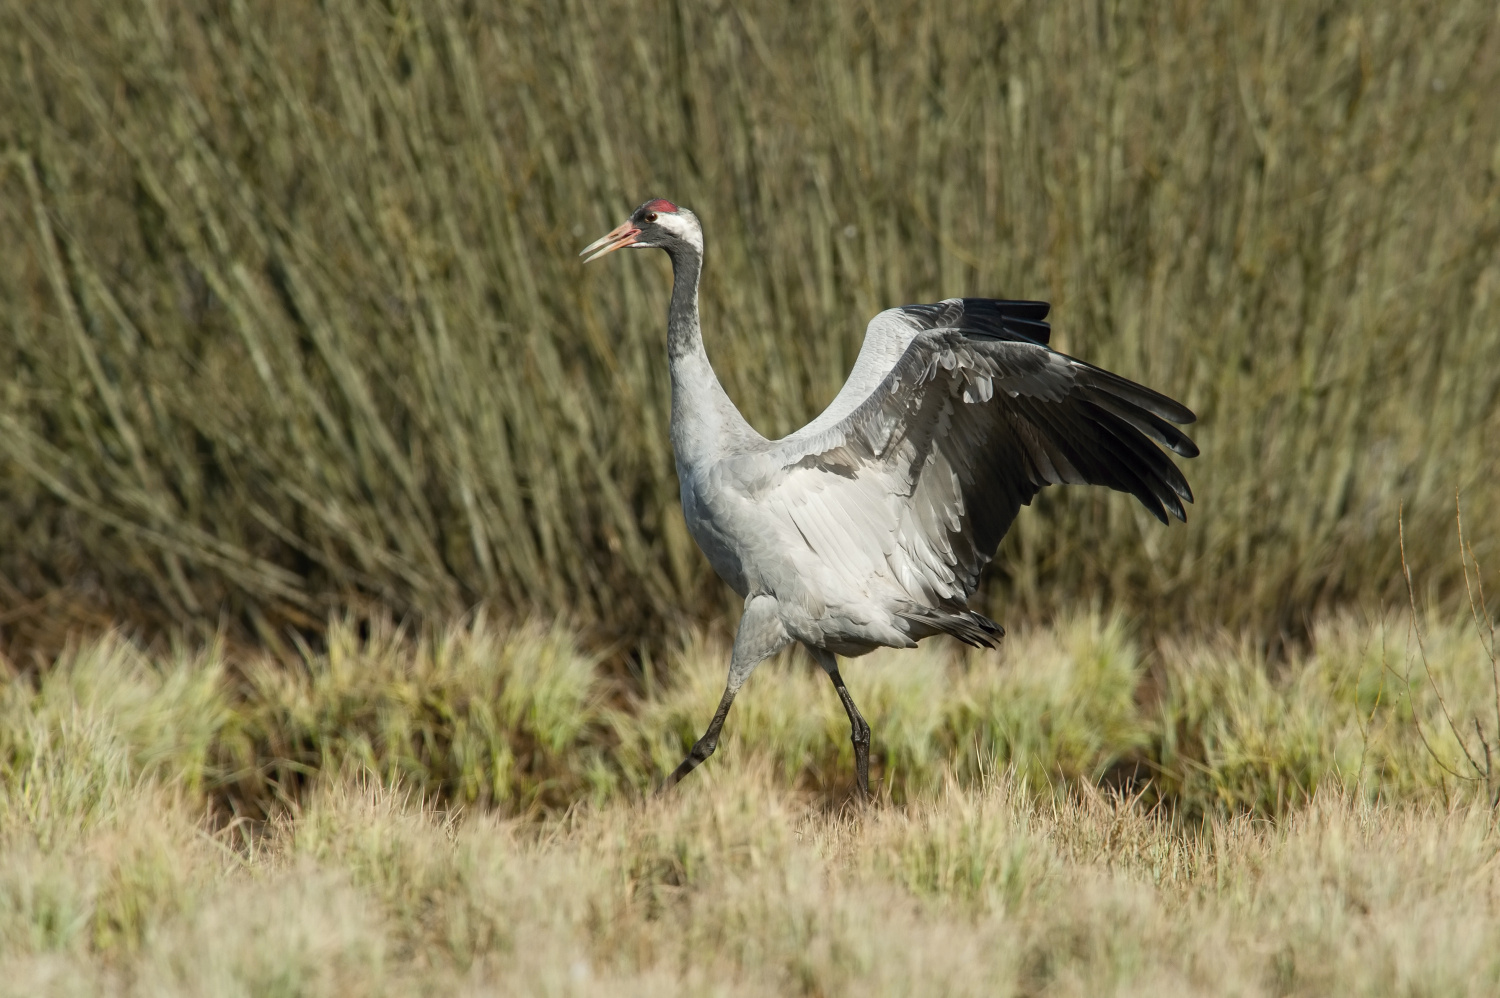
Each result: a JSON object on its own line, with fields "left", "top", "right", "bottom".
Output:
{"left": 896, "top": 604, "right": 1005, "bottom": 649}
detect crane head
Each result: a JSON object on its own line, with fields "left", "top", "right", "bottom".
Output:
{"left": 580, "top": 198, "right": 702, "bottom": 262}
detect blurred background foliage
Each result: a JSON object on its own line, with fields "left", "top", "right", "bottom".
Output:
{"left": 1, "top": 0, "right": 1498, "bottom": 651}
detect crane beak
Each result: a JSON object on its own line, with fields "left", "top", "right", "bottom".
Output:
{"left": 580, "top": 221, "right": 640, "bottom": 263}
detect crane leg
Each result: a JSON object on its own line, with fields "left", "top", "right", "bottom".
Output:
{"left": 662, "top": 594, "right": 788, "bottom": 792}
{"left": 809, "top": 647, "right": 872, "bottom": 800}
{"left": 664, "top": 683, "right": 735, "bottom": 789}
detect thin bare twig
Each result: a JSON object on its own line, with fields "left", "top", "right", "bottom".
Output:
{"left": 1384, "top": 653, "right": 1469, "bottom": 782}
{"left": 1455, "top": 494, "right": 1500, "bottom": 803}
{"left": 1354, "top": 619, "right": 1389, "bottom": 784}
{"left": 1474, "top": 717, "right": 1493, "bottom": 790}
{"left": 1399, "top": 504, "right": 1484, "bottom": 781}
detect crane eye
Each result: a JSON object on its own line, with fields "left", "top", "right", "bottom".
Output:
{"left": 645, "top": 212, "right": 658, "bottom": 223}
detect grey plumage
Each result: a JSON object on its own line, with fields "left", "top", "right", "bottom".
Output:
{"left": 582, "top": 200, "right": 1197, "bottom": 797}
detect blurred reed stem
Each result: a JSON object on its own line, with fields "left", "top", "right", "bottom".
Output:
{"left": 1, "top": 0, "right": 1497, "bottom": 645}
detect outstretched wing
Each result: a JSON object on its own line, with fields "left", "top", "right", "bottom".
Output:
{"left": 794, "top": 299, "right": 1052, "bottom": 440}
{"left": 760, "top": 301, "right": 1196, "bottom": 604}
{"left": 889, "top": 298, "right": 1052, "bottom": 345}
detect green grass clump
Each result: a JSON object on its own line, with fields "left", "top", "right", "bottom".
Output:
{"left": 618, "top": 613, "right": 1152, "bottom": 797}
{"left": 6, "top": 608, "right": 1499, "bottom": 821}
{"left": 223, "top": 614, "right": 606, "bottom": 812}
{"left": 2, "top": 0, "right": 1499, "bottom": 642}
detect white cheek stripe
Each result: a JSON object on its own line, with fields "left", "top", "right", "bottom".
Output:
{"left": 656, "top": 212, "right": 704, "bottom": 253}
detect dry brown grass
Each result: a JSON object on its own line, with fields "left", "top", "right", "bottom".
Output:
{"left": 6, "top": 752, "right": 1500, "bottom": 995}
{"left": 5, "top": 593, "right": 1500, "bottom": 993}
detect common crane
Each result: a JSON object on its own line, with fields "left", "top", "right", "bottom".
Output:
{"left": 582, "top": 199, "right": 1197, "bottom": 798}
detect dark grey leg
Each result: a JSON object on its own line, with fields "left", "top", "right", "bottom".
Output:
{"left": 661, "top": 594, "right": 788, "bottom": 793}
{"left": 829, "top": 665, "right": 872, "bottom": 799}
{"left": 663, "top": 684, "right": 738, "bottom": 789}
{"left": 808, "top": 647, "right": 872, "bottom": 799}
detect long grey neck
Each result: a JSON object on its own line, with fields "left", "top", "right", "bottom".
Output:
{"left": 664, "top": 244, "right": 757, "bottom": 470}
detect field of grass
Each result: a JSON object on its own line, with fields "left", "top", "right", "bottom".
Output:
{"left": 2, "top": 0, "right": 1499, "bottom": 646}
{"left": 5, "top": 607, "right": 1500, "bottom": 994}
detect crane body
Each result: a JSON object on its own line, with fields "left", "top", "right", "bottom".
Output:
{"left": 583, "top": 198, "right": 1198, "bottom": 796}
